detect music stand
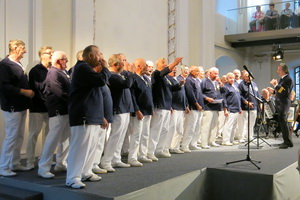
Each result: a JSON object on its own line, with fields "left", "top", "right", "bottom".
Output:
{"left": 246, "top": 94, "right": 271, "bottom": 148}
{"left": 226, "top": 74, "right": 261, "bottom": 170}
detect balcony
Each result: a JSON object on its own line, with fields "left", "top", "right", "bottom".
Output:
{"left": 224, "top": 1, "right": 300, "bottom": 48}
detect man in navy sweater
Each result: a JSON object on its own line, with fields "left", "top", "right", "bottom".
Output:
{"left": 147, "top": 57, "right": 183, "bottom": 160}
{"left": 181, "top": 66, "right": 204, "bottom": 152}
{"left": 100, "top": 54, "right": 134, "bottom": 171}
{"left": 166, "top": 67, "right": 190, "bottom": 154}
{"left": 238, "top": 70, "right": 259, "bottom": 143}
{"left": 26, "top": 46, "right": 53, "bottom": 170}
{"left": 38, "top": 51, "right": 70, "bottom": 179}
{"left": 222, "top": 72, "right": 242, "bottom": 146}
{"left": 200, "top": 67, "right": 225, "bottom": 149}
{"left": 127, "top": 58, "right": 154, "bottom": 166}
{"left": 66, "top": 45, "right": 108, "bottom": 189}
{"left": 0, "top": 40, "right": 34, "bottom": 176}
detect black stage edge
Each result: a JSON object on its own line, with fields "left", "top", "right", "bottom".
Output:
{"left": 0, "top": 136, "right": 299, "bottom": 200}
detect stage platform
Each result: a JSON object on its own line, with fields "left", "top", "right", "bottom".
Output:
{"left": 0, "top": 136, "right": 300, "bottom": 200}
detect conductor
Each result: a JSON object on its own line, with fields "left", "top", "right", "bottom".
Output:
{"left": 269, "top": 63, "right": 293, "bottom": 149}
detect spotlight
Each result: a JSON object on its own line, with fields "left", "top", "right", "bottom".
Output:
{"left": 272, "top": 46, "right": 284, "bottom": 61}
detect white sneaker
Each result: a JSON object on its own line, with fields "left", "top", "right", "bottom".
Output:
{"left": 239, "top": 139, "right": 245, "bottom": 143}
{"left": 100, "top": 164, "right": 115, "bottom": 172}
{"left": 66, "top": 181, "right": 86, "bottom": 189}
{"left": 11, "top": 164, "right": 31, "bottom": 171}
{"left": 180, "top": 147, "right": 191, "bottom": 153}
{"left": 128, "top": 159, "right": 143, "bottom": 167}
{"left": 82, "top": 173, "right": 101, "bottom": 182}
{"left": 26, "top": 163, "right": 35, "bottom": 170}
{"left": 170, "top": 149, "right": 184, "bottom": 154}
{"left": 147, "top": 154, "right": 159, "bottom": 162}
{"left": 155, "top": 151, "right": 171, "bottom": 158}
{"left": 92, "top": 165, "right": 107, "bottom": 174}
{"left": 201, "top": 145, "right": 210, "bottom": 149}
{"left": 112, "top": 162, "right": 130, "bottom": 168}
{"left": 210, "top": 142, "right": 220, "bottom": 147}
{"left": 0, "top": 169, "right": 17, "bottom": 177}
{"left": 38, "top": 172, "right": 55, "bottom": 179}
{"left": 233, "top": 141, "right": 239, "bottom": 145}
{"left": 54, "top": 164, "right": 67, "bottom": 172}
{"left": 138, "top": 156, "right": 153, "bottom": 163}
{"left": 222, "top": 142, "right": 233, "bottom": 146}
{"left": 163, "top": 149, "right": 172, "bottom": 157}
{"left": 189, "top": 145, "right": 202, "bottom": 150}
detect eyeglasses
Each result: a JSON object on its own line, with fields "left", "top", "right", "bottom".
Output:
{"left": 60, "top": 58, "right": 68, "bottom": 61}
{"left": 43, "top": 52, "right": 53, "bottom": 55}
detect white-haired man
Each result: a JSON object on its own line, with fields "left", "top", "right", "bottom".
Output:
{"left": 0, "top": 40, "right": 34, "bottom": 176}
{"left": 38, "top": 51, "right": 70, "bottom": 179}
{"left": 200, "top": 67, "right": 225, "bottom": 149}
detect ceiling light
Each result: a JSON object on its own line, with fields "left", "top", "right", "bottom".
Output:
{"left": 272, "top": 45, "right": 284, "bottom": 61}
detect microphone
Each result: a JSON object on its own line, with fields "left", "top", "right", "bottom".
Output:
{"left": 243, "top": 65, "right": 254, "bottom": 80}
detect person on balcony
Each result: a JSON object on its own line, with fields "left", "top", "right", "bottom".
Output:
{"left": 249, "top": 6, "right": 265, "bottom": 32}
{"left": 279, "top": 3, "right": 293, "bottom": 29}
{"left": 264, "top": 3, "right": 279, "bottom": 31}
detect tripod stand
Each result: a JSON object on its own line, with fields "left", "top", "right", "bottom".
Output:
{"left": 226, "top": 72, "right": 261, "bottom": 170}
{"left": 246, "top": 99, "right": 271, "bottom": 148}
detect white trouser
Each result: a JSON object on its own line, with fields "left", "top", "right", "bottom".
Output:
{"left": 166, "top": 110, "right": 184, "bottom": 150}
{"left": 101, "top": 113, "right": 130, "bottom": 165}
{"left": 217, "top": 111, "right": 227, "bottom": 136}
{"left": 92, "top": 127, "right": 107, "bottom": 166}
{"left": 127, "top": 115, "right": 151, "bottom": 161}
{"left": 26, "top": 112, "right": 49, "bottom": 164}
{"left": 242, "top": 110, "right": 257, "bottom": 140}
{"left": 191, "top": 110, "right": 203, "bottom": 147}
{"left": 0, "top": 111, "right": 27, "bottom": 170}
{"left": 121, "top": 125, "right": 131, "bottom": 154}
{"left": 222, "top": 112, "right": 239, "bottom": 143}
{"left": 201, "top": 110, "right": 219, "bottom": 147}
{"left": 148, "top": 109, "right": 170, "bottom": 155}
{"left": 38, "top": 115, "right": 70, "bottom": 173}
{"left": 234, "top": 111, "right": 244, "bottom": 139}
{"left": 66, "top": 125, "right": 100, "bottom": 184}
{"left": 181, "top": 110, "right": 201, "bottom": 149}
{"left": 139, "top": 116, "right": 152, "bottom": 158}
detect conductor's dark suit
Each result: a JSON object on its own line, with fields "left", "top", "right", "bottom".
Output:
{"left": 274, "top": 74, "right": 293, "bottom": 147}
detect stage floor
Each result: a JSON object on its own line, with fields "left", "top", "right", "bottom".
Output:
{"left": 1, "top": 135, "right": 300, "bottom": 200}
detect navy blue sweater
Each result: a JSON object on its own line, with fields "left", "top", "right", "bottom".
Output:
{"left": 45, "top": 67, "right": 70, "bottom": 117}
{"left": 166, "top": 75, "right": 187, "bottom": 111}
{"left": 151, "top": 67, "right": 181, "bottom": 110}
{"left": 201, "top": 77, "right": 225, "bottom": 111}
{"left": 185, "top": 75, "right": 204, "bottom": 110}
{"left": 0, "top": 57, "right": 30, "bottom": 112}
{"left": 222, "top": 83, "right": 241, "bottom": 113}
{"left": 238, "top": 80, "right": 259, "bottom": 111}
{"left": 108, "top": 71, "right": 134, "bottom": 114}
{"left": 130, "top": 73, "right": 154, "bottom": 116}
{"left": 68, "top": 61, "right": 108, "bottom": 126}
{"left": 28, "top": 63, "right": 48, "bottom": 113}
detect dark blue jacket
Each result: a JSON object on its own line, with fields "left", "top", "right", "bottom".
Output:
{"left": 185, "top": 75, "right": 204, "bottom": 110}
{"left": 201, "top": 77, "right": 225, "bottom": 111}
{"left": 274, "top": 74, "right": 293, "bottom": 114}
{"left": 0, "top": 57, "right": 30, "bottom": 112}
{"left": 68, "top": 61, "right": 108, "bottom": 126}
{"left": 238, "top": 80, "right": 259, "bottom": 111}
{"left": 28, "top": 63, "right": 48, "bottom": 113}
{"left": 130, "top": 73, "right": 153, "bottom": 116}
{"left": 167, "top": 75, "right": 187, "bottom": 111}
{"left": 151, "top": 67, "right": 181, "bottom": 110}
{"left": 108, "top": 71, "right": 134, "bottom": 114}
{"left": 100, "top": 85, "right": 113, "bottom": 123}
{"left": 45, "top": 67, "right": 70, "bottom": 117}
{"left": 222, "top": 83, "right": 241, "bottom": 113}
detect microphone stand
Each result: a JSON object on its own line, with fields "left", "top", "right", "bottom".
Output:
{"left": 246, "top": 94, "right": 271, "bottom": 148}
{"left": 226, "top": 74, "right": 261, "bottom": 169}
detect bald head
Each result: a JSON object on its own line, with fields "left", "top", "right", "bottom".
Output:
{"left": 134, "top": 58, "right": 147, "bottom": 75}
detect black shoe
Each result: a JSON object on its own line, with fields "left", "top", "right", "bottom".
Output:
{"left": 279, "top": 143, "right": 293, "bottom": 149}
{"left": 294, "top": 130, "right": 299, "bottom": 137}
